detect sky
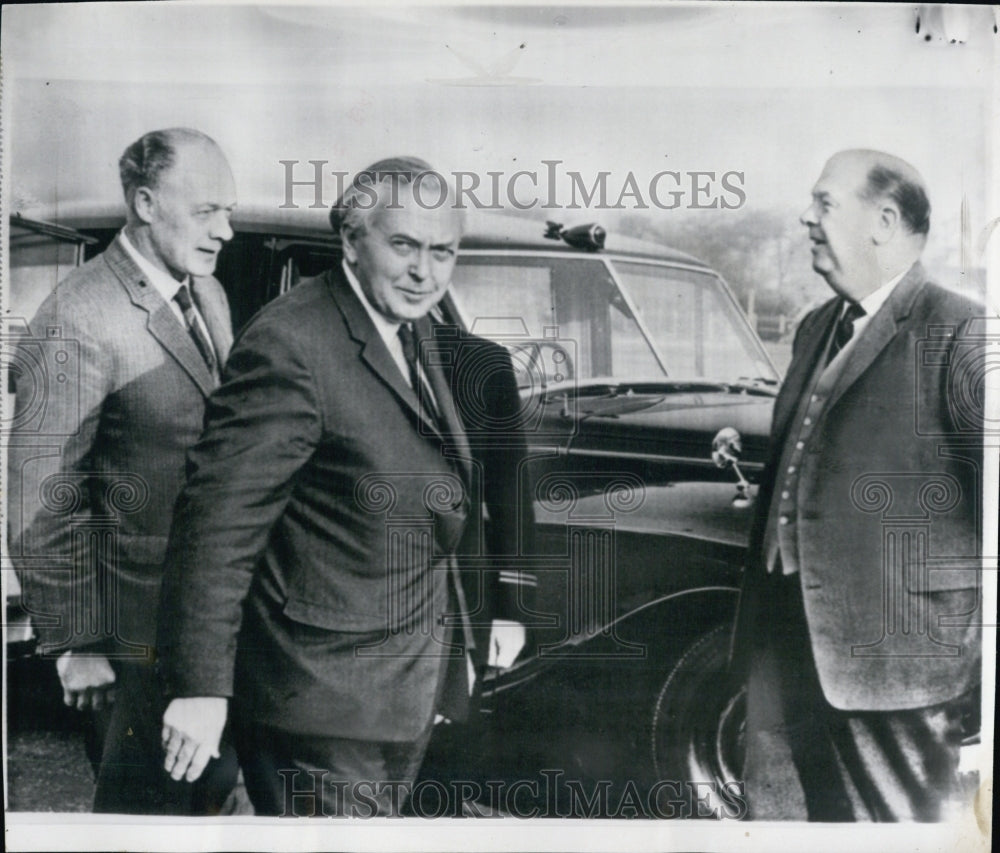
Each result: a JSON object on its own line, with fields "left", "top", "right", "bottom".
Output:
{"left": 1, "top": 2, "right": 997, "bottom": 282}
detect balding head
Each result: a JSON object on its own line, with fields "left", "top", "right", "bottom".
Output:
{"left": 119, "top": 128, "right": 226, "bottom": 211}
{"left": 837, "top": 149, "right": 931, "bottom": 238}
{"left": 800, "top": 149, "right": 929, "bottom": 301}
{"left": 120, "top": 128, "right": 236, "bottom": 280}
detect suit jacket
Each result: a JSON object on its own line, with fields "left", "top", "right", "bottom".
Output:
{"left": 158, "top": 268, "right": 477, "bottom": 741}
{"left": 734, "top": 263, "right": 983, "bottom": 711}
{"left": 430, "top": 327, "right": 538, "bottom": 667}
{"left": 7, "top": 236, "right": 233, "bottom": 655}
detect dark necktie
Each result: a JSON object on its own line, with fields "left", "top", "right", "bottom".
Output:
{"left": 828, "top": 300, "right": 865, "bottom": 363}
{"left": 174, "top": 283, "right": 217, "bottom": 376}
{"left": 398, "top": 323, "right": 475, "bottom": 666}
{"left": 397, "top": 322, "right": 438, "bottom": 422}
{"left": 400, "top": 320, "right": 474, "bottom": 491}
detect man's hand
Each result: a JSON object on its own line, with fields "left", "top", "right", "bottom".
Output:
{"left": 488, "top": 619, "right": 526, "bottom": 669}
{"left": 161, "top": 697, "right": 228, "bottom": 783}
{"left": 55, "top": 650, "right": 116, "bottom": 711}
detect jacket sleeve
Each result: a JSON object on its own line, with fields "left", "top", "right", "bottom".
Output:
{"left": 157, "top": 312, "right": 322, "bottom": 698}
{"left": 454, "top": 336, "right": 537, "bottom": 627}
{"left": 790, "top": 302, "right": 828, "bottom": 360}
{"left": 6, "top": 291, "right": 114, "bottom": 652}
{"left": 480, "top": 343, "right": 537, "bottom": 622}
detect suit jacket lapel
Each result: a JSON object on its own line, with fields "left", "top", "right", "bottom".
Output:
{"left": 327, "top": 268, "right": 441, "bottom": 438}
{"left": 414, "top": 316, "right": 474, "bottom": 488}
{"left": 824, "top": 263, "right": 925, "bottom": 414}
{"left": 103, "top": 237, "right": 217, "bottom": 397}
{"left": 190, "top": 277, "right": 233, "bottom": 365}
{"left": 771, "top": 297, "right": 840, "bottom": 442}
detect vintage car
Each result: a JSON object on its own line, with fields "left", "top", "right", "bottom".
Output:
{"left": 5, "top": 204, "right": 780, "bottom": 815}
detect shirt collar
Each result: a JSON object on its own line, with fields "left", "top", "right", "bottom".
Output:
{"left": 342, "top": 260, "right": 402, "bottom": 349}
{"left": 852, "top": 268, "right": 908, "bottom": 319}
{"left": 119, "top": 229, "right": 188, "bottom": 304}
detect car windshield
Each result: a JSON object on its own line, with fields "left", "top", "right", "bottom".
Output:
{"left": 449, "top": 253, "right": 778, "bottom": 390}
{"left": 611, "top": 260, "right": 778, "bottom": 384}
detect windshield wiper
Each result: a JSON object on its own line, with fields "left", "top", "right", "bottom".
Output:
{"left": 723, "top": 377, "right": 780, "bottom": 396}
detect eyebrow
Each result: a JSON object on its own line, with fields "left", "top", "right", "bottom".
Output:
{"left": 388, "top": 232, "right": 457, "bottom": 249}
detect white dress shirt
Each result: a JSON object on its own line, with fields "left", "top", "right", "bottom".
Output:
{"left": 342, "top": 260, "right": 411, "bottom": 385}
{"left": 827, "top": 269, "right": 907, "bottom": 368}
{"left": 342, "top": 260, "right": 439, "bottom": 414}
{"left": 119, "top": 229, "right": 215, "bottom": 352}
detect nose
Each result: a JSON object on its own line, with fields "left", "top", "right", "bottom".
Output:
{"left": 409, "top": 248, "right": 430, "bottom": 282}
{"left": 211, "top": 210, "right": 234, "bottom": 243}
{"left": 799, "top": 202, "right": 818, "bottom": 227}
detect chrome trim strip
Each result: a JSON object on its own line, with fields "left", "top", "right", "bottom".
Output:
{"left": 563, "top": 446, "right": 765, "bottom": 471}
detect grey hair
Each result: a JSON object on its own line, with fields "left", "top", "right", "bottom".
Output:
{"left": 838, "top": 149, "right": 931, "bottom": 238}
{"left": 331, "top": 156, "right": 460, "bottom": 236}
{"left": 118, "top": 128, "right": 219, "bottom": 207}
{"left": 861, "top": 163, "right": 931, "bottom": 237}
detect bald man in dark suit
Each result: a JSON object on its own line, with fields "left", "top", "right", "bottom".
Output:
{"left": 734, "top": 150, "right": 983, "bottom": 821}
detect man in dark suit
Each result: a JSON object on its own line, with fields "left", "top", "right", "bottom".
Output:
{"left": 157, "top": 158, "right": 527, "bottom": 816}
{"left": 430, "top": 324, "right": 538, "bottom": 674}
{"left": 6, "top": 128, "right": 238, "bottom": 813}
{"left": 735, "top": 149, "right": 983, "bottom": 821}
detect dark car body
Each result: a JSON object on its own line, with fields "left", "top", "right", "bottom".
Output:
{"left": 5, "top": 204, "right": 779, "bottom": 814}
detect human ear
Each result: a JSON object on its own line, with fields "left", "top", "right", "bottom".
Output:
{"left": 341, "top": 226, "right": 359, "bottom": 264}
{"left": 872, "top": 203, "right": 899, "bottom": 245}
{"left": 133, "top": 187, "right": 157, "bottom": 225}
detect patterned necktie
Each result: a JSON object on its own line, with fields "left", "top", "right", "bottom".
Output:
{"left": 174, "top": 283, "right": 217, "bottom": 376}
{"left": 397, "top": 322, "right": 439, "bottom": 423}
{"left": 400, "top": 320, "right": 474, "bottom": 490}
{"left": 828, "top": 300, "right": 866, "bottom": 363}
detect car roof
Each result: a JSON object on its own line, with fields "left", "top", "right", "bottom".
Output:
{"left": 15, "top": 200, "right": 713, "bottom": 268}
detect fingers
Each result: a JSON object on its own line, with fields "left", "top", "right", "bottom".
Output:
{"left": 163, "top": 727, "right": 185, "bottom": 776}
{"left": 162, "top": 727, "right": 217, "bottom": 782}
{"left": 160, "top": 697, "right": 227, "bottom": 783}
{"left": 56, "top": 653, "right": 117, "bottom": 710}
{"left": 64, "top": 684, "right": 117, "bottom": 711}
{"left": 184, "top": 743, "right": 215, "bottom": 783}
{"left": 89, "top": 685, "right": 117, "bottom": 712}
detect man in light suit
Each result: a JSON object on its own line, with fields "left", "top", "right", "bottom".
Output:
{"left": 735, "top": 150, "right": 983, "bottom": 821}
{"left": 157, "top": 158, "right": 526, "bottom": 816}
{"left": 6, "top": 128, "right": 238, "bottom": 813}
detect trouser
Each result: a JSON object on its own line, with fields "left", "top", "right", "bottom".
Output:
{"left": 743, "top": 570, "right": 965, "bottom": 821}
{"left": 91, "top": 659, "right": 239, "bottom": 815}
{"left": 233, "top": 716, "right": 435, "bottom": 817}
